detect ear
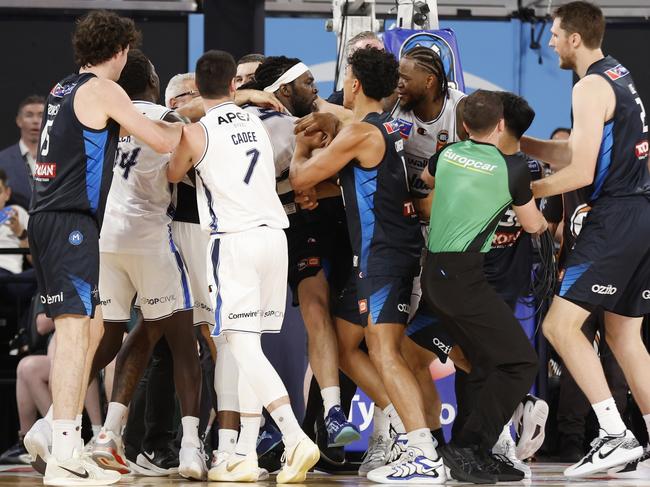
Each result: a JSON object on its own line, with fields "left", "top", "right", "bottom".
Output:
{"left": 498, "top": 118, "right": 505, "bottom": 132}
{"left": 352, "top": 78, "right": 361, "bottom": 95}
{"left": 229, "top": 78, "right": 236, "bottom": 95}
{"left": 462, "top": 120, "right": 470, "bottom": 136}
{"left": 279, "top": 83, "right": 292, "bottom": 98}
{"left": 570, "top": 32, "right": 582, "bottom": 48}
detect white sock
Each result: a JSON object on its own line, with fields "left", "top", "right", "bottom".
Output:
{"left": 372, "top": 405, "right": 390, "bottom": 438}
{"left": 235, "top": 416, "right": 262, "bottom": 456}
{"left": 592, "top": 397, "right": 626, "bottom": 435}
{"left": 384, "top": 403, "right": 406, "bottom": 434}
{"left": 407, "top": 428, "right": 437, "bottom": 459}
{"left": 45, "top": 405, "right": 53, "bottom": 426}
{"left": 91, "top": 424, "right": 101, "bottom": 437}
{"left": 181, "top": 416, "right": 201, "bottom": 448}
{"left": 321, "top": 386, "right": 341, "bottom": 418}
{"left": 51, "top": 419, "right": 79, "bottom": 462}
{"left": 104, "top": 402, "right": 128, "bottom": 435}
{"left": 270, "top": 404, "right": 305, "bottom": 449}
{"left": 218, "top": 428, "right": 238, "bottom": 454}
{"left": 643, "top": 413, "right": 650, "bottom": 440}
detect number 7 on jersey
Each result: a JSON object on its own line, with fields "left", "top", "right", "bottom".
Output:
{"left": 244, "top": 148, "right": 259, "bottom": 184}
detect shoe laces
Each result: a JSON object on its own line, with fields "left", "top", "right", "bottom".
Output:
{"left": 362, "top": 436, "right": 387, "bottom": 464}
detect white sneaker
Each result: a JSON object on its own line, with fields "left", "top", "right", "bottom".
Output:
{"left": 90, "top": 428, "right": 130, "bottom": 474}
{"left": 607, "top": 448, "right": 650, "bottom": 479}
{"left": 492, "top": 425, "right": 531, "bottom": 479}
{"left": 564, "top": 429, "right": 643, "bottom": 478}
{"left": 276, "top": 436, "right": 320, "bottom": 484}
{"left": 358, "top": 434, "right": 391, "bottom": 476}
{"left": 386, "top": 433, "right": 408, "bottom": 465}
{"left": 210, "top": 449, "right": 230, "bottom": 469}
{"left": 367, "top": 446, "right": 446, "bottom": 484}
{"left": 257, "top": 467, "right": 270, "bottom": 480}
{"left": 208, "top": 452, "right": 259, "bottom": 482}
{"left": 44, "top": 451, "right": 121, "bottom": 486}
{"left": 513, "top": 394, "right": 548, "bottom": 460}
{"left": 24, "top": 418, "right": 52, "bottom": 475}
{"left": 178, "top": 445, "right": 207, "bottom": 480}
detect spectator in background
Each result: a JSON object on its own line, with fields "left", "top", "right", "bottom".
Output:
{"left": 0, "top": 96, "right": 45, "bottom": 209}
{"left": 165, "top": 73, "right": 199, "bottom": 110}
{"left": 0, "top": 169, "right": 36, "bottom": 308}
{"left": 235, "top": 53, "right": 265, "bottom": 88}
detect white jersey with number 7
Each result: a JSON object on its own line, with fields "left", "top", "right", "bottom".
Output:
{"left": 194, "top": 101, "right": 289, "bottom": 234}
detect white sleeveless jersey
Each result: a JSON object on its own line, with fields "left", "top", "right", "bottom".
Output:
{"left": 243, "top": 105, "right": 297, "bottom": 201}
{"left": 390, "top": 88, "right": 465, "bottom": 197}
{"left": 100, "top": 101, "right": 173, "bottom": 254}
{"left": 195, "top": 102, "right": 289, "bottom": 234}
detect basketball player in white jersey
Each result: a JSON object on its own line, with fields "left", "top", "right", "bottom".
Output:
{"left": 89, "top": 50, "right": 206, "bottom": 480}
{"left": 168, "top": 50, "right": 320, "bottom": 484}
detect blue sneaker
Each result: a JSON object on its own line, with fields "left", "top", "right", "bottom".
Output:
{"left": 257, "top": 421, "right": 283, "bottom": 457}
{"left": 324, "top": 405, "right": 361, "bottom": 447}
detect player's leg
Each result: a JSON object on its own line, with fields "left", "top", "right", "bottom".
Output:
{"left": 212, "top": 333, "right": 240, "bottom": 463}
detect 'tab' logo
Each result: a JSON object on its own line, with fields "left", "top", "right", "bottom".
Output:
{"left": 68, "top": 231, "right": 83, "bottom": 246}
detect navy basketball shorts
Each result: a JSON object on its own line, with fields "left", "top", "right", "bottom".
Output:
{"left": 558, "top": 197, "right": 650, "bottom": 317}
{"left": 28, "top": 211, "right": 100, "bottom": 319}
{"left": 405, "top": 298, "right": 455, "bottom": 362}
{"left": 334, "top": 271, "right": 413, "bottom": 326}
{"left": 285, "top": 207, "right": 352, "bottom": 306}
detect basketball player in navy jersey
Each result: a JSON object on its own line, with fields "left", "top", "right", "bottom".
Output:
{"left": 23, "top": 11, "right": 182, "bottom": 486}
{"left": 291, "top": 47, "right": 445, "bottom": 484}
{"left": 522, "top": 0, "right": 650, "bottom": 478}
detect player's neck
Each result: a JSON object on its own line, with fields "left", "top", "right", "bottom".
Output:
{"left": 203, "top": 95, "right": 233, "bottom": 112}
{"left": 413, "top": 94, "right": 444, "bottom": 122}
{"left": 352, "top": 96, "right": 384, "bottom": 122}
{"left": 575, "top": 49, "right": 605, "bottom": 79}
{"left": 498, "top": 138, "right": 520, "bottom": 155}
{"left": 80, "top": 63, "right": 117, "bottom": 81}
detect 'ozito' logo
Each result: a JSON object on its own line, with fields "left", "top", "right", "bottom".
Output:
{"left": 69, "top": 231, "right": 83, "bottom": 246}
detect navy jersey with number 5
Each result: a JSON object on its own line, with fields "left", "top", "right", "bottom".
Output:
{"left": 586, "top": 56, "right": 649, "bottom": 202}
{"left": 30, "top": 73, "right": 120, "bottom": 227}
{"left": 339, "top": 112, "right": 423, "bottom": 278}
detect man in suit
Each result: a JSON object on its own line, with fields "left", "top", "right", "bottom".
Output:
{"left": 0, "top": 95, "right": 45, "bottom": 209}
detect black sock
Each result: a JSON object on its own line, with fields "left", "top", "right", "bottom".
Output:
{"left": 431, "top": 428, "right": 446, "bottom": 447}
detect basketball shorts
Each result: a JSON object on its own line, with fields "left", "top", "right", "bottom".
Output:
{"left": 208, "top": 226, "right": 288, "bottom": 336}
{"left": 334, "top": 271, "right": 413, "bottom": 326}
{"left": 406, "top": 272, "right": 455, "bottom": 362}
{"left": 99, "top": 245, "right": 193, "bottom": 322}
{"left": 28, "top": 211, "right": 100, "bottom": 319}
{"left": 558, "top": 196, "right": 650, "bottom": 317}
{"left": 171, "top": 220, "right": 214, "bottom": 326}
{"left": 286, "top": 198, "right": 352, "bottom": 305}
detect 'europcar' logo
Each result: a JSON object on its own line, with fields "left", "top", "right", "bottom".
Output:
{"left": 398, "top": 32, "right": 459, "bottom": 89}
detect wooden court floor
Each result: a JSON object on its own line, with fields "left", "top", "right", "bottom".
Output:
{"left": 1, "top": 463, "right": 649, "bottom": 487}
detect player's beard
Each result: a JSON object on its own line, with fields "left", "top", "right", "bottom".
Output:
{"left": 399, "top": 93, "right": 423, "bottom": 113}
{"left": 558, "top": 51, "right": 577, "bottom": 71}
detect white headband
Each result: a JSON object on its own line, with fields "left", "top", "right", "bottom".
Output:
{"left": 263, "top": 62, "right": 310, "bottom": 93}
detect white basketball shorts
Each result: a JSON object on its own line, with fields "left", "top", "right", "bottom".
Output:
{"left": 99, "top": 246, "right": 193, "bottom": 322}
{"left": 208, "top": 226, "right": 288, "bottom": 336}
{"left": 171, "top": 220, "right": 214, "bottom": 326}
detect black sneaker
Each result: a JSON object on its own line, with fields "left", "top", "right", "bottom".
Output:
{"left": 126, "top": 448, "right": 179, "bottom": 476}
{"left": 0, "top": 440, "right": 30, "bottom": 465}
{"left": 479, "top": 452, "right": 526, "bottom": 481}
{"left": 439, "top": 444, "right": 497, "bottom": 484}
{"left": 258, "top": 440, "right": 284, "bottom": 474}
{"left": 315, "top": 412, "right": 345, "bottom": 465}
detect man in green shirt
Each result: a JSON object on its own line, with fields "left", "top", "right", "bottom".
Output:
{"left": 419, "top": 90, "right": 547, "bottom": 481}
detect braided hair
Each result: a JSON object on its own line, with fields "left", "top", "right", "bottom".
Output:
{"left": 402, "top": 46, "right": 448, "bottom": 100}
{"left": 239, "top": 56, "right": 302, "bottom": 91}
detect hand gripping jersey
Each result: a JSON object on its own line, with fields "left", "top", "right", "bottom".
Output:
{"left": 194, "top": 102, "right": 289, "bottom": 234}
{"left": 100, "top": 101, "right": 175, "bottom": 254}
{"left": 389, "top": 88, "right": 465, "bottom": 198}
{"left": 339, "top": 112, "right": 422, "bottom": 278}
{"left": 31, "top": 73, "right": 119, "bottom": 227}
{"left": 585, "top": 56, "right": 649, "bottom": 203}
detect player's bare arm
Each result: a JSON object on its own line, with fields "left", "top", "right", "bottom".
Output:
{"left": 294, "top": 112, "right": 343, "bottom": 145}
{"left": 513, "top": 198, "right": 548, "bottom": 234}
{"left": 167, "top": 123, "right": 205, "bottom": 182}
{"left": 290, "top": 122, "right": 384, "bottom": 191}
{"left": 420, "top": 166, "right": 435, "bottom": 188}
{"left": 455, "top": 97, "right": 469, "bottom": 140}
{"left": 532, "top": 75, "right": 614, "bottom": 198}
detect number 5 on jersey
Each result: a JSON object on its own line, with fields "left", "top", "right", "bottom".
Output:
{"left": 244, "top": 148, "right": 259, "bottom": 184}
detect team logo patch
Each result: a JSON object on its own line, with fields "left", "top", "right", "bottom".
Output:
{"left": 383, "top": 120, "right": 400, "bottom": 135}
{"left": 395, "top": 118, "right": 413, "bottom": 139}
{"left": 34, "top": 162, "right": 56, "bottom": 180}
{"left": 358, "top": 299, "right": 368, "bottom": 314}
{"left": 635, "top": 140, "right": 649, "bottom": 159}
{"left": 436, "top": 130, "right": 449, "bottom": 151}
{"left": 68, "top": 231, "right": 83, "bottom": 246}
{"left": 604, "top": 64, "right": 629, "bottom": 81}
{"left": 50, "top": 82, "right": 77, "bottom": 98}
